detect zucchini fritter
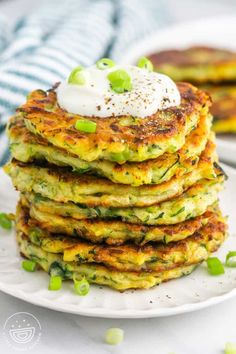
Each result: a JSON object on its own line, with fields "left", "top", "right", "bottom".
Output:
{"left": 8, "top": 113, "right": 212, "bottom": 186}
{"left": 203, "top": 85, "right": 236, "bottom": 133}
{"left": 21, "top": 168, "right": 224, "bottom": 226}
{"left": 5, "top": 137, "right": 216, "bottom": 208}
{"left": 20, "top": 200, "right": 219, "bottom": 245}
{"left": 18, "top": 82, "right": 210, "bottom": 163}
{"left": 149, "top": 46, "right": 236, "bottom": 83}
{"left": 17, "top": 231, "right": 197, "bottom": 290}
{"left": 16, "top": 204, "right": 227, "bottom": 273}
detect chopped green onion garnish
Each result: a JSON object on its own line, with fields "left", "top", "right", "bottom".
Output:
{"left": 48, "top": 275, "right": 62, "bottom": 291}
{"left": 22, "top": 260, "right": 36, "bottom": 272}
{"left": 105, "top": 328, "right": 124, "bottom": 345}
{"left": 75, "top": 119, "right": 97, "bottom": 133}
{"left": 110, "top": 152, "right": 125, "bottom": 162}
{"left": 137, "top": 56, "right": 153, "bottom": 71}
{"left": 96, "top": 58, "right": 115, "bottom": 70}
{"left": 207, "top": 257, "right": 225, "bottom": 275}
{"left": 107, "top": 69, "right": 132, "bottom": 94}
{"left": 73, "top": 276, "right": 90, "bottom": 296}
{"left": 0, "top": 213, "right": 12, "bottom": 230}
{"left": 226, "top": 251, "right": 236, "bottom": 267}
{"left": 225, "top": 342, "right": 236, "bottom": 354}
{"left": 68, "top": 66, "right": 86, "bottom": 85}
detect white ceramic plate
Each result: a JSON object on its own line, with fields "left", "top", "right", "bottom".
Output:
{"left": 120, "top": 15, "right": 236, "bottom": 166}
{"left": 0, "top": 166, "right": 236, "bottom": 318}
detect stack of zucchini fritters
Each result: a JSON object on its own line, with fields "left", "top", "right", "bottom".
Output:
{"left": 148, "top": 46, "right": 236, "bottom": 133}
{"left": 5, "top": 81, "right": 228, "bottom": 291}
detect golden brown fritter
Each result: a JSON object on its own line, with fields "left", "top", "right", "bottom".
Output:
{"left": 4, "top": 136, "right": 216, "bottom": 208}
{"left": 17, "top": 82, "right": 210, "bottom": 163}
{"left": 149, "top": 46, "right": 236, "bottom": 83}
{"left": 8, "top": 113, "right": 212, "bottom": 186}
{"left": 202, "top": 85, "right": 236, "bottom": 133}
{"left": 19, "top": 166, "right": 224, "bottom": 226}
{"left": 17, "top": 230, "right": 197, "bottom": 290}
{"left": 21, "top": 198, "right": 219, "bottom": 245}
{"left": 16, "top": 203, "right": 227, "bottom": 273}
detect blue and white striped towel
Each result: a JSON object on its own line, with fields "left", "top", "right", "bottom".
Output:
{"left": 0, "top": 0, "right": 169, "bottom": 166}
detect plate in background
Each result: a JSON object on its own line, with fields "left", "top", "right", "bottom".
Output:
{"left": 120, "top": 15, "right": 236, "bottom": 166}
{"left": 0, "top": 165, "right": 236, "bottom": 319}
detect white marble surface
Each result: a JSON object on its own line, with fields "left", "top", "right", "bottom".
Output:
{"left": 1, "top": 0, "right": 236, "bottom": 353}
{"left": 0, "top": 290, "right": 236, "bottom": 354}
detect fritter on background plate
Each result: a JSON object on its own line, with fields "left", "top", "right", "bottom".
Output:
{"left": 202, "top": 85, "right": 236, "bottom": 133}
{"left": 148, "top": 46, "right": 236, "bottom": 83}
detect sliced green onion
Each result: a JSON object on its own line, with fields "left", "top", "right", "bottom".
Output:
{"left": 22, "top": 260, "right": 36, "bottom": 272}
{"left": 68, "top": 66, "right": 86, "bottom": 85}
{"left": 105, "top": 328, "right": 124, "bottom": 345}
{"left": 29, "top": 228, "right": 42, "bottom": 245}
{"left": 137, "top": 56, "right": 153, "bottom": 71}
{"left": 207, "top": 257, "right": 225, "bottom": 275}
{"left": 107, "top": 69, "right": 132, "bottom": 94}
{"left": 110, "top": 152, "right": 125, "bottom": 162}
{"left": 73, "top": 276, "right": 90, "bottom": 296}
{"left": 0, "top": 213, "right": 12, "bottom": 230}
{"left": 110, "top": 150, "right": 130, "bottom": 163}
{"left": 226, "top": 251, "right": 236, "bottom": 267}
{"left": 225, "top": 342, "right": 236, "bottom": 354}
{"left": 48, "top": 275, "right": 62, "bottom": 291}
{"left": 96, "top": 58, "right": 115, "bottom": 70}
{"left": 75, "top": 119, "right": 97, "bottom": 133}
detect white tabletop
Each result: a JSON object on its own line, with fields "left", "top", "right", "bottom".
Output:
{"left": 0, "top": 290, "right": 235, "bottom": 354}
{"left": 0, "top": 0, "right": 236, "bottom": 353}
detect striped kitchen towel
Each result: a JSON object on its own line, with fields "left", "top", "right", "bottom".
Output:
{"left": 0, "top": 0, "right": 170, "bottom": 166}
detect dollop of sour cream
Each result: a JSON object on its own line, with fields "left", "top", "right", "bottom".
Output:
{"left": 57, "top": 65, "right": 181, "bottom": 118}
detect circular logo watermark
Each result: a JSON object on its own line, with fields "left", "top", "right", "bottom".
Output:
{"left": 3, "top": 312, "right": 41, "bottom": 351}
